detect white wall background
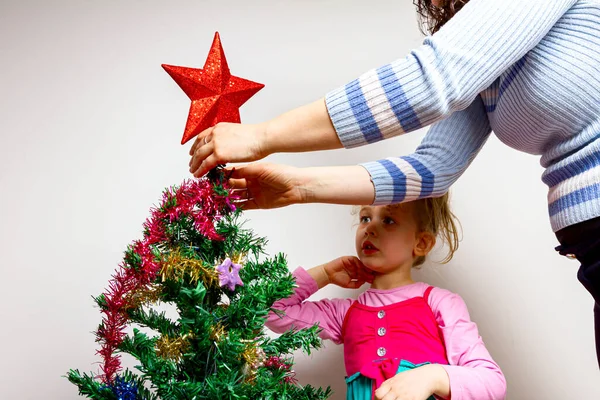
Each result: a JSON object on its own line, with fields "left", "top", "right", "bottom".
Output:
{"left": 1, "top": 0, "right": 598, "bottom": 398}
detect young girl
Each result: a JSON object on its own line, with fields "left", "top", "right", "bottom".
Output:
{"left": 266, "top": 194, "right": 506, "bottom": 400}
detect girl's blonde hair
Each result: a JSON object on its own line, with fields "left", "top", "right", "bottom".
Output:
{"left": 409, "top": 192, "right": 460, "bottom": 267}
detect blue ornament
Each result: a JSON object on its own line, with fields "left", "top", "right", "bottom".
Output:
{"left": 102, "top": 376, "right": 138, "bottom": 400}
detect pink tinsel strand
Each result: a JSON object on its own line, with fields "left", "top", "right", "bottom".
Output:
{"left": 143, "top": 215, "right": 167, "bottom": 245}
{"left": 263, "top": 356, "right": 297, "bottom": 384}
{"left": 94, "top": 177, "right": 236, "bottom": 383}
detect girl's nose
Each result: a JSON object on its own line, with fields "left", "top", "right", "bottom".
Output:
{"left": 364, "top": 221, "right": 377, "bottom": 236}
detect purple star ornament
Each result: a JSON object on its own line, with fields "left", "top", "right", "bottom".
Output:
{"left": 216, "top": 258, "right": 244, "bottom": 291}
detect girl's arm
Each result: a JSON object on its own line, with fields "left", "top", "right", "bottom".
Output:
{"left": 428, "top": 288, "right": 507, "bottom": 400}
{"left": 265, "top": 267, "right": 353, "bottom": 344}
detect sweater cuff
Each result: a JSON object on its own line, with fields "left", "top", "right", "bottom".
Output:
{"left": 325, "top": 84, "right": 371, "bottom": 149}
{"left": 360, "top": 160, "right": 406, "bottom": 205}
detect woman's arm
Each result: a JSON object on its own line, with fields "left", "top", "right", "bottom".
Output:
{"left": 190, "top": 0, "right": 575, "bottom": 177}
{"left": 328, "top": 0, "right": 575, "bottom": 148}
{"left": 189, "top": 99, "right": 341, "bottom": 177}
{"left": 361, "top": 94, "right": 491, "bottom": 205}
{"left": 229, "top": 96, "right": 490, "bottom": 210}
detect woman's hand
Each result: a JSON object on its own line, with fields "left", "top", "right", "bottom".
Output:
{"left": 227, "top": 163, "right": 308, "bottom": 210}
{"left": 188, "top": 99, "right": 344, "bottom": 178}
{"left": 226, "top": 163, "right": 375, "bottom": 210}
{"left": 189, "top": 122, "right": 269, "bottom": 178}
{"left": 374, "top": 365, "right": 450, "bottom": 400}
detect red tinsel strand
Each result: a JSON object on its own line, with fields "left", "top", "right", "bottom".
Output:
{"left": 96, "top": 266, "right": 142, "bottom": 382}
{"left": 132, "top": 241, "right": 161, "bottom": 283}
{"left": 96, "top": 248, "right": 161, "bottom": 382}
{"left": 192, "top": 212, "right": 221, "bottom": 241}
{"left": 263, "top": 356, "right": 297, "bottom": 384}
{"left": 95, "top": 178, "right": 237, "bottom": 383}
{"left": 143, "top": 215, "right": 167, "bottom": 245}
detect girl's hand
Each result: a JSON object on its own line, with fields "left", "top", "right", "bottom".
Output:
{"left": 189, "top": 122, "right": 269, "bottom": 178}
{"left": 322, "top": 256, "right": 375, "bottom": 289}
{"left": 375, "top": 365, "right": 450, "bottom": 400}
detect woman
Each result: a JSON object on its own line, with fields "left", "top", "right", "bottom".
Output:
{"left": 188, "top": 0, "right": 600, "bottom": 366}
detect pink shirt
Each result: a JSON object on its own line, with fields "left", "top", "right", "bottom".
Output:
{"left": 266, "top": 267, "right": 507, "bottom": 400}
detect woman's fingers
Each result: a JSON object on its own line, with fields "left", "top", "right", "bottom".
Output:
{"left": 189, "top": 127, "right": 217, "bottom": 174}
{"left": 226, "top": 177, "right": 248, "bottom": 190}
{"left": 192, "top": 153, "right": 219, "bottom": 178}
{"left": 189, "top": 140, "right": 213, "bottom": 173}
{"left": 234, "top": 198, "right": 259, "bottom": 211}
{"left": 227, "top": 164, "right": 262, "bottom": 179}
{"left": 229, "top": 178, "right": 248, "bottom": 190}
{"left": 189, "top": 127, "right": 213, "bottom": 156}
{"left": 226, "top": 168, "right": 259, "bottom": 210}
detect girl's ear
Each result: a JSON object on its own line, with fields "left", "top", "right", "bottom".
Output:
{"left": 414, "top": 231, "right": 436, "bottom": 257}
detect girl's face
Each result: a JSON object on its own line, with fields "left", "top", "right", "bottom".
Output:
{"left": 355, "top": 204, "right": 426, "bottom": 273}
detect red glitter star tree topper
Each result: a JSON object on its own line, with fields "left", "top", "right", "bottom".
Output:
{"left": 162, "top": 32, "right": 265, "bottom": 144}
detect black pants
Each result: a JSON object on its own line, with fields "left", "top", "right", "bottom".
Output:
{"left": 555, "top": 216, "right": 600, "bottom": 368}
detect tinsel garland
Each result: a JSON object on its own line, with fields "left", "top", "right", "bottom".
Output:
{"left": 96, "top": 178, "right": 237, "bottom": 382}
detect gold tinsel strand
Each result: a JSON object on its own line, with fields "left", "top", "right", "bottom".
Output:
{"left": 160, "top": 250, "right": 218, "bottom": 287}
{"left": 155, "top": 334, "right": 192, "bottom": 362}
{"left": 230, "top": 252, "right": 247, "bottom": 265}
{"left": 209, "top": 323, "right": 226, "bottom": 342}
{"left": 125, "top": 285, "right": 163, "bottom": 309}
{"left": 240, "top": 340, "right": 266, "bottom": 383}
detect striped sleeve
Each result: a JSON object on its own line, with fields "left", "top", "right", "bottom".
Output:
{"left": 362, "top": 95, "right": 491, "bottom": 205}
{"left": 325, "top": 0, "right": 576, "bottom": 148}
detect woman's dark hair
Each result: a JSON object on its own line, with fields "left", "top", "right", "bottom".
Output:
{"left": 413, "top": 0, "right": 469, "bottom": 35}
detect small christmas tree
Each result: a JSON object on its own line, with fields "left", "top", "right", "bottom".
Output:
{"left": 67, "top": 169, "right": 332, "bottom": 399}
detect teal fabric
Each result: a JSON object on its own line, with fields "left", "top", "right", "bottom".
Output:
{"left": 345, "top": 360, "right": 436, "bottom": 400}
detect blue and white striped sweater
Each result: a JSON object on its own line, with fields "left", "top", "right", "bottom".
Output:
{"left": 325, "top": 0, "right": 600, "bottom": 232}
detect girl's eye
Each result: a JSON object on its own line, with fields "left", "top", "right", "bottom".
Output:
{"left": 360, "top": 216, "right": 370, "bottom": 223}
{"left": 383, "top": 217, "right": 395, "bottom": 225}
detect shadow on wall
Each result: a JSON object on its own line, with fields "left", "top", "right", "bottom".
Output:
{"left": 294, "top": 341, "right": 347, "bottom": 400}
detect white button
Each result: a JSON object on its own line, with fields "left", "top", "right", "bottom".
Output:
{"left": 377, "top": 310, "right": 385, "bottom": 319}
{"left": 378, "top": 327, "right": 386, "bottom": 336}
{"left": 377, "top": 347, "right": 387, "bottom": 357}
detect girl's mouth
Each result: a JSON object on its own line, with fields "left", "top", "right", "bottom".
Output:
{"left": 362, "top": 241, "right": 379, "bottom": 255}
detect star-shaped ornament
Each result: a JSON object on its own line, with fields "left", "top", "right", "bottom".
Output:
{"left": 216, "top": 257, "right": 244, "bottom": 291}
{"left": 163, "top": 32, "right": 265, "bottom": 144}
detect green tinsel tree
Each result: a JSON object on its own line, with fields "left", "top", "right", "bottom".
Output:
{"left": 67, "top": 169, "right": 331, "bottom": 399}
